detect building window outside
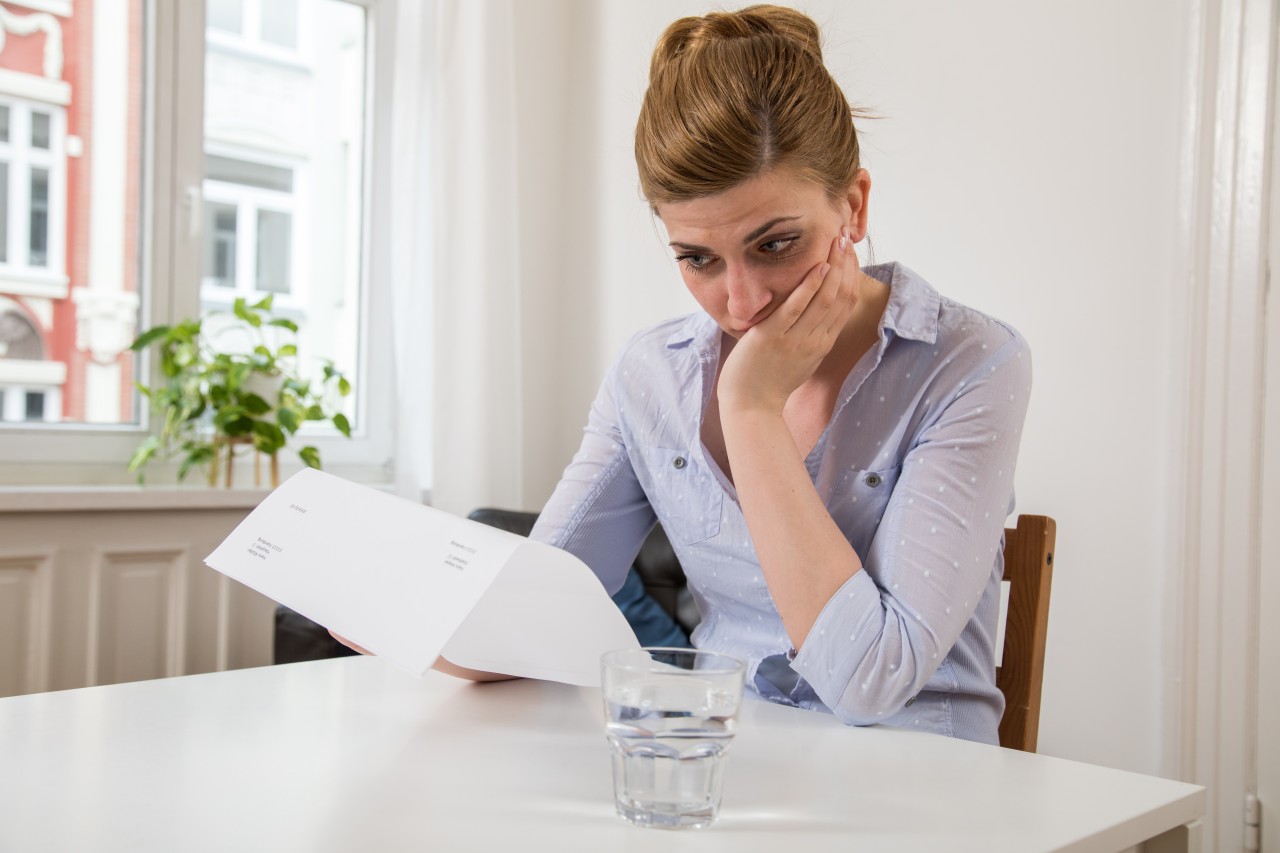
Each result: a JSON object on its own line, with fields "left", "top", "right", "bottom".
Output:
{"left": 207, "top": 0, "right": 304, "bottom": 58}
{"left": 0, "top": 98, "right": 65, "bottom": 277}
{"left": 201, "top": 154, "right": 299, "bottom": 303}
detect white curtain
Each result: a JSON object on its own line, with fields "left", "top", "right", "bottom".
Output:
{"left": 386, "top": 0, "right": 525, "bottom": 515}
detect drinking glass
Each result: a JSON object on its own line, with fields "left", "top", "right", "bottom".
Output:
{"left": 600, "top": 647, "right": 746, "bottom": 829}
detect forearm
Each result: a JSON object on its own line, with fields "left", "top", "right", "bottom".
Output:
{"left": 721, "top": 407, "right": 863, "bottom": 648}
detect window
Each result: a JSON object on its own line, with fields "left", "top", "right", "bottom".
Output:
{"left": 207, "top": 0, "right": 305, "bottom": 59}
{"left": 0, "top": 1, "right": 394, "bottom": 485}
{"left": 202, "top": 0, "right": 366, "bottom": 442}
{"left": 0, "top": 99, "right": 66, "bottom": 276}
{"left": 201, "top": 154, "right": 299, "bottom": 301}
{"left": 0, "top": 304, "right": 61, "bottom": 423}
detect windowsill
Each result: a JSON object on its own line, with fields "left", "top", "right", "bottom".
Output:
{"left": 0, "top": 485, "right": 272, "bottom": 513}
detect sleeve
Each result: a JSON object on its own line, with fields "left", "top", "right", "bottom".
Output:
{"left": 789, "top": 330, "right": 1032, "bottom": 724}
{"left": 529, "top": 353, "right": 657, "bottom": 597}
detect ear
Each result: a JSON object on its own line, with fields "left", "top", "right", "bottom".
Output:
{"left": 845, "top": 168, "right": 871, "bottom": 242}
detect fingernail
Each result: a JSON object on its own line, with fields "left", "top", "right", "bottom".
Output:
{"left": 841, "top": 226, "right": 852, "bottom": 252}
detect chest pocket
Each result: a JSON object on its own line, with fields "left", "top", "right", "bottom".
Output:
{"left": 642, "top": 446, "right": 723, "bottom": 545}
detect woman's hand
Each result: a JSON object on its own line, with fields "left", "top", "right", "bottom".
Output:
{"left": 330, "top": 630, "right": 373, "bottom": 655}
{"left": 328, "top": 629, "right": 516, "bottom": 682}
{"left": 718, "top": 226, "right": 861, "bottom": 415}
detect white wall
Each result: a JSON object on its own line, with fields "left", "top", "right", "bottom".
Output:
{"left": 509, "top": 0, "right": 1193, "bottom": 775}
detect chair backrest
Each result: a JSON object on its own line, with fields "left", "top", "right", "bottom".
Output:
{"left": 996, "top": 514, "right": 1057, "bottom": 752}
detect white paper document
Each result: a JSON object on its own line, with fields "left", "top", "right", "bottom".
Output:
{"left": 205, "top": 468, "right": 639, "bottom": 686}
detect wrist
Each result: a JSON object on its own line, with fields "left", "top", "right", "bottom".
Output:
{"left": 717, "top": 384, "right": 786, "bottom": 419}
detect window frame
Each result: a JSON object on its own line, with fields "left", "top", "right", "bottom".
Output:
{"left": 0, "top": 96, "right": 68, "bottom": 287}
{"left": 199, "top": 146, "right": 308, "bottom": 309}
{"left": 0, "top": 0, "right": 395, "bottom": 487}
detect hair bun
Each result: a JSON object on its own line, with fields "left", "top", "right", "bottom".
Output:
{"left": 650, "top": 4, "right": 823, "bottom": 82}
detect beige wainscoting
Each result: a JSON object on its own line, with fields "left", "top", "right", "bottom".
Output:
{"left": 0, "top": 488, "right": 275, "bottom": 698}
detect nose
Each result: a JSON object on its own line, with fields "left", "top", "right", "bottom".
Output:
{"left": 724, "top": 266, "right": 771, "bottom": 323}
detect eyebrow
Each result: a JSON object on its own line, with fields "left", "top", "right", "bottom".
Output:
{"left": 668, "top": 215, "right": 803, "bottom": 253}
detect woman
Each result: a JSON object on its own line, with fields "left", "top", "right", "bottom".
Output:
{"left": 527, "top": 5, "right": 1031, "bottom": 745}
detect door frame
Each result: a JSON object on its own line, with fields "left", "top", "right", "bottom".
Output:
{"left": 1168, "top": 0, "right": 1278, "bottom": 849}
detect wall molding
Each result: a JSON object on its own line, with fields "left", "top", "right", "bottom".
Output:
{"left": 0, "top": 552, "right": 52, "bottom": 695}
{"left": 3, "top": 2, "right": 72, "bottom": 19}
{"left": 0, "top": 4, "right": 62, "bottom": 78}
{"left": 0, "top": 67, "right": 69, "bottom": 105}
{"left": 1168, "top": 0, "right": 1277, "bottom": 849}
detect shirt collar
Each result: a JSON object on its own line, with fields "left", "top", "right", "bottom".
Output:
{"left": 665, "top": 312, "right": 716, "bottom": 351}
{"left": 868, "top": 262, "right": 940, "bottom": 345}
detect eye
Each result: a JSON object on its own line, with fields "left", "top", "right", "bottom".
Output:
{"left": 674, "top": 253, "right": 716, "bottom": 274}
{"left": 759, "top": 236, "right": 799, "bottom": 255}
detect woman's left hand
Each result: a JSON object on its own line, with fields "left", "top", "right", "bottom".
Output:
{"left": 718, "top": 226, "right": 861, "bottom": 415}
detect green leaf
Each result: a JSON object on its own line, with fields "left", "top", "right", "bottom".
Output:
{"left": 234, "top": 297, "right": 262, "bottom": 327}
{"left": 127, "top": 436, "right": 162, "bottom": 474}
{"left": 338, "top": 377, "right": 351, "bottom": 397}
{"left": 176, "top": 445, "right": 216, "bottom": 482}
{"left": 241, "top": 393, "right": 272, "bottom": 415}
{"left": 251, "top": 293, "right": 274, "bottom": 311}
{"left": 305, "top": 404, "right": 324, "bottom": 420}
{"left": 277, "top": 343, "right": 297, "bottom": 357}
{"left": 332, "top": 412, "right": 352, "bottom": 437}
{"left": 252, "top": 421, "right": 286, "bottom": 454}
{"left": 130, "top": 326, "right": 171, "bottom": 351}
{"left": 267, "top": 317, "right": 298, "bottom": 333}
{"left": 221, "top": 415, "right": 255, "bottom": 437}
{"left": 213, "top": 406, "right": 246, "bottom": 428}
{"left": 228, "top": 363, "right": 251, "bottom": 390}
{"left": 277, "top": 406, "right": 300, "bottom": 433}
{"left": 298, "top": 446, "right": 321, "bottom": 469}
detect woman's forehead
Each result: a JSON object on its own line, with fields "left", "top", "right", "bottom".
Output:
{"left": 657, "top": 169, "right": 832, "bottom": 239}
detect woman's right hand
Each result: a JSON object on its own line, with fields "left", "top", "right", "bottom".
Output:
{"left": 329, "top": 630, "right": 373, "bottom": 655}
{"left": 717, "top": 226, "right": 860, "bottom": 416}
{"left": 328, "top": 630, "right": 516, "bottom": 682}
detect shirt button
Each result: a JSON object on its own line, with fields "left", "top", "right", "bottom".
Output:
{"left": 673, "top": 456, "right": 687, "bottom": 470}
{"left": 865, "top": 473, "right": 883, "bottom": 487}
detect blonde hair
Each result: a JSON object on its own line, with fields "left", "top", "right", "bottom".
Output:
{"left": 635, "top": 5, "right": 861, "bottom": 206}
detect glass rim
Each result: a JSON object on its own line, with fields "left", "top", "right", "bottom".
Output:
{"left": 601, "top": 646, "right": 746, "bottom": 675}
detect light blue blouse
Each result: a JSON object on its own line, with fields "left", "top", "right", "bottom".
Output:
{"left": 531, "top": 263, "right": 1032, "bottom": 744}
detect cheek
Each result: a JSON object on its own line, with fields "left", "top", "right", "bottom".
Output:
{"left": 680, "top": 273, "right": 725, "bottom": 312}
{"left": 757, "top": 255, "right": 819, "bottom": 298}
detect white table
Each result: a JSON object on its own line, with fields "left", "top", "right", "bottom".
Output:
{"left": 0, "top": 656, "right": 1203, "bottom": 852}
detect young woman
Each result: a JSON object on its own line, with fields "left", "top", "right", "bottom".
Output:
{"left": 526, "top": 5, "right": 1031, "bottom": 745}
{"left": 339, "top": 4, "right": 1030, "bottom": 745}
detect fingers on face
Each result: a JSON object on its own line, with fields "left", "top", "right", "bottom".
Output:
{"left": 773, "top": 228, "right": 856, "bottom": 335}
{"left": 825, "top": 227, "right": 859, "bottom": 335}
{"left": 805, "top": 226, "right": 856, "bottom": 337}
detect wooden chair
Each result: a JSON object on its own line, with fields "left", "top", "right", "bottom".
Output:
{"left": 996, "top": 514, "right": 1057, "bottom": 752}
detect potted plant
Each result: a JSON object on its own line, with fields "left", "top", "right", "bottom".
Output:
{"left": 128, "top": 294, "right": 352, "bottom": 487}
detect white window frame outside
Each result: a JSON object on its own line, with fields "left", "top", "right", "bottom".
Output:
{"left": 199, "top": 147, "right": 310, "bottom": 314}
{"left": 205, "top": 0, "right": 312, "bottom": 69}
{"left": 0, "top": 96, "right": 68, "bottom": 294}
{"left": 0, "top": 384, "right": 60, "bottom": 423}
{"left": 0, "top": 0, "right": 396, "bottom": 487}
